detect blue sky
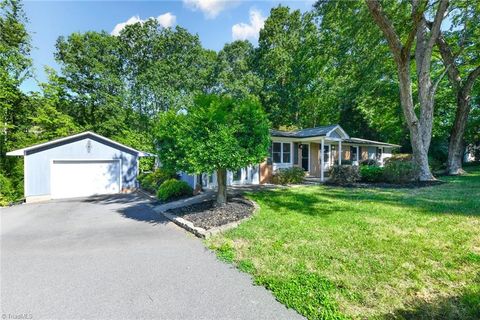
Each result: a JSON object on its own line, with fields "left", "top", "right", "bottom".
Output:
{"left": 22, "top": 0, "right": 315, "bottom": 92}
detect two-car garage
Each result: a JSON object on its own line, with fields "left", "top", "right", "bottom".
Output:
{"left": 7, "top": 132, "right": 152, "bottom": 203}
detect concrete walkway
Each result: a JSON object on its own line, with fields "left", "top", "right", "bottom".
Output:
{"left": 1, "top": 194, "right": 303, "bottom": 320}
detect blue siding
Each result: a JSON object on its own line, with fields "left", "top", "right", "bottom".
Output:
{"left": 25, "top": 136, "right": 138, "bottom": 197}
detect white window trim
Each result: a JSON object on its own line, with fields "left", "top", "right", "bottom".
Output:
{"left": 272, "top": 141, "right": 293, "bottom": 164}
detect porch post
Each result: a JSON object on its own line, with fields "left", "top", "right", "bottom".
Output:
{"left": 320, "top": 138, "right": 324, "bottom": 182}
{"left": 338, "top": 140, "right": 342, "bottom": 165}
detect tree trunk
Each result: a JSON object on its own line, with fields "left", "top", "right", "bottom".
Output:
{"left": 397, "top": 62, "right": 435, "bottom": 181}
{"left": 447, "top": 93, "right": 470, "bottom": 175}
{"left": 216, "top": 168, "right": 227, "bottom": 206}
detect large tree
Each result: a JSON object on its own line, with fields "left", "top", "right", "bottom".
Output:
{"left": 365, "top": 0, "right": 449, "bottom": 180}
{"left": 155, "top": 95, "right": 270, "bottom": 205}
{"left": 432, "top": 1, "right": 480, "bottom": 174}
{"left": 256, "top": 6, "right": 330, "bottom": 128}
{"left": 211, "top": 40, "right": 262, "bottom": 100}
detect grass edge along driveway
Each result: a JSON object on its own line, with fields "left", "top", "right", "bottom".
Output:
{"left": 207, "top": 166, "right": 480, "bottom": 320}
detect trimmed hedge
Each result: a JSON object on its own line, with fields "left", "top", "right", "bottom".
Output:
{"left": 383, "top": 160, "right": 417, "bottom": 183}
{"left": 157, "top": 179, "right": 193, "bottom": 202}
{"left": 138, "top": 168, "right": 177, "bottom": 193}
{"left": 360, "top": 165, "right": 384, "bottom": 182}
{"left": 272, "top": 167, "right": 306, "bottom": 185}
{"left": 329, "top": 165, "right": 360, "bottom": 185}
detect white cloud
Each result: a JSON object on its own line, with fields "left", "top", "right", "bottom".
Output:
{"left": 183, "top": 0, "right": 238, "bottom": 19}
{"left": 111, "top": 13, "right": 176, "bottom": 36}
{"left": 232, "top": 9, "right": 265, "bottom": 41}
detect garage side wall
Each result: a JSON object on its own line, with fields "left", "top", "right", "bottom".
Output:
{"left": 25, "top": 137, "right": 138, "bottom": 198}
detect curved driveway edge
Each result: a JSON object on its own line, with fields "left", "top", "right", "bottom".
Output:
{"left": 1, "top": 194, "right": 304, "bottom": 320}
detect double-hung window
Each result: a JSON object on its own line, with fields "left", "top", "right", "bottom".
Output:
{"left": 272, "top": 142, "right": 291, "bottom": 164}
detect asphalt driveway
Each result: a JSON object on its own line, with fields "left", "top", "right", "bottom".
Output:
{"left": 1, "top": 194, "right": 302, "bottom": 320}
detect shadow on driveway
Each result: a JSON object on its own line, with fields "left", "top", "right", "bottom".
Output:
{"left": 81, "top": 193, "right": 169, "bottom": 225}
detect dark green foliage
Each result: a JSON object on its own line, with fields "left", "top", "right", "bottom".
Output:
{"left": 383, "top": 161, "right": 417, "bottom": 184}
{"left": 329, "top": 165, "right": 361, "bottom": 185}
{"left": 156, "top": 94, "right": 270, "bottom": 204}
{"left": 360, "top": 165, "right": 384, "bottom": 183}
{"left": 156, "top": 179, "right": 193, "bottom": 202}
{"left": 271, "top": 167, "right": 305, "bottom": 185}
{"left": 138, "top": 168, "right": 177, "bottom": 194}
{"left": 0, "top": 172, "right": 15, "bottom": 206}
{"left": 360, "top": 159, "right": 379, "bottom": 166}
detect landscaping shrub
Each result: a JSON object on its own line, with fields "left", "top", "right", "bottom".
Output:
{"left": 157, "top": 179, "right": 193, "bottom": 202}
{"left": 339, "top": 160, "right": 353, "bottom": 165}
{"left": 329, "top": 165, "right": 360, "bottom": 185}
{"left": 360, "top": 159, "right": 379, "bottom": 166}
{"left": 272, "top": 167, "right": 305, "bottom": 185}
{"left": 139, "top": 168, "right": 178, "bottom": 193}
{"left": 360, "top": 165, "right": 384, "bottom": 182}
{"left": 383, "top": 160, "right": 417, "bottom": 183}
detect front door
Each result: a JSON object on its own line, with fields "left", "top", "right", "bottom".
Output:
{"left": 323, "top": 145, "right": 330, "bottom": 170}
{"left": 301, "top": 144, "right": 309, "bottom": 171}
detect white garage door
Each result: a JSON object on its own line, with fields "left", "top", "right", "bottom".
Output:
{"left": 51, "top": 160, "right": 121, "bottom": 199}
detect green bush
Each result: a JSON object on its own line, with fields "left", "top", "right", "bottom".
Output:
{"left": 383, "top": 160, "right": 417, "bottom": 183}
{"left": 0, "top": 173, "right": 15, "bottom": 206}
{"left": 157, "top": 179, "right": 193, "bottom": 202}
{"left": 360, "top": 159, "right": 379, "bottom": 166}
{"left": 360, "top": 166, "right": 384, "bottom": 182}
{"left": 329, "top": 165, "right": 361, "bottom": 185}
{"left": 272, "top": 167, "right": 305, "bottom": 185}
{"left": 138, "top": 168, "right": 177, "bottom": 193}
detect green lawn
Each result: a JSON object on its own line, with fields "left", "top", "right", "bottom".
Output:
{"left": 207, "top": 166, "right": 480, "bottom": 319}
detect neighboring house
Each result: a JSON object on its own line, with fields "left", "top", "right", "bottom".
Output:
{"left": 7, "top": 132, "right": 152, "bottom": 203}
{"left": 190, "top": 124, "right": 400, "bottom": 188}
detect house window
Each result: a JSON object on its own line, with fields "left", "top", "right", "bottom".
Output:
{"left": 272, "top": 142, "right": 282, "bottom": 163}
{"left": 350, "top": 146, "right": 358, "bottom": 161}
{"left": 272, "top": 142, "right": 291, "bottom": 164}
{"left": 282, "top": 143, "right": 291, "bottom": 163}
{"left": 377, "top": 147, "right": 383, "bottom": 161}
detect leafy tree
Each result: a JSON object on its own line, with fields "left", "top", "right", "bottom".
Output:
{"left": 0, "top": 0, "right": 31, "bottom": 201}
{"left": 211, "top": 40, "right": 262, "bottom": 99}
{"left": 365, "top": 0, "right": 449, "bottom": 181}
{"left": 314, "top": 0, "right": 408, "bottom": 145}
{"left": 256, "top": 6, "right": 329, "bottom": 128}
{"left": 431, "top": 0, "right": 480, "bottom": 174}
{"left": 155, "top": 95, "right": 270, "bottom": 205}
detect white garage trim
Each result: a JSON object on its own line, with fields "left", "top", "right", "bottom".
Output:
{"left": 50, "top": 159, "right": 122, "bottom": 199}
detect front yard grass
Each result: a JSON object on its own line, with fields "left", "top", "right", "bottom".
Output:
{"left": 207, "top": 166, "right": 480, "bottom": 319}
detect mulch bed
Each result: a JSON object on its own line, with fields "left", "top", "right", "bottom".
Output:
{"left": 325, "top": 180, "right": 445, "bottom": 189}
{"left": 166, "top": 196, "right": 255, "bottom": 230}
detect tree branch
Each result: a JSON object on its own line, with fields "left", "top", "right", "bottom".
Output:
{"left": 403, "top": 0, "right": 427, "bottom": 58}
{"left": 463, "top": 65, "right": 480, "bottom": 96}
{"left": 365, "top": 0, "right": 403, "bottom": 63}
{"left": 424, "top": 0, "right": 449, "bottom": 63}
{"left": 431, "top": 63, "right": 450, "bottom": 96}
{"left": 435, "top": 32, "right": 462, "bottom": 89}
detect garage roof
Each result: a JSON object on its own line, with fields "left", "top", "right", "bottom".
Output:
{"left": 6, "top": 131, "right": 155, "bottom": 157}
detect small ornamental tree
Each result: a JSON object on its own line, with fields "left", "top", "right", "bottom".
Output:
{"left": 155, "top": 95, "right": 270, "bottom": 205}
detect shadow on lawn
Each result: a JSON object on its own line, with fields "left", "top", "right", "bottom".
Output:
{"left": 250, "top": 167, "right": 480, "bottom": 217}
{"left": 251, "top": 189, "right": 347, "bottom": 217}
{"left": 385, "top": 286, "right": 480, "bottom": 320}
